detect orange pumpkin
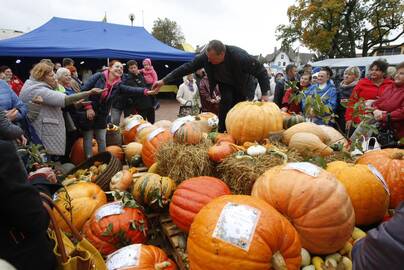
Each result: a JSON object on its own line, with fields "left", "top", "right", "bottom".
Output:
{"left": 141, "top": 128, "right": 173, "bottom": 167}
{"left": 251, "top": 163, "right": 355, "bottom": 254}
{"left": 169, "top": 176, "right": 231, "bottom": 232}
{"left": 70, "top": 138, "right": 98, "bottom": 165}
{"left": 106, "top": 145, "right": 125, "bottom": 162}
{"left": 356, "top": 148, "right": 404, "bottom": 208}
{"left": 208, "top": 141, "right": 241, "bottom": 163}
{"left": 225, "top": 101, "right": 283, "bottom": 144}
{"left": 54, "top": 182, "right": 107, "bottom": 232}
{"left": 187, "top": 195, "right": 301, "bottom": 270}
{"left": 153, "top": 120, "right": 172, "bottom": 130}
{"left": 136, "top": 123, "right": 157, "bottom": 144}
{"left": 83, "top": 202, "right": 148, "bottom": 255}
{"left": 122, "top": 115, "right": 144, "bottom": 145}
{"left": 208, "top": 132, "right": 236, "bottom": 144}
{"left": 109, "top": 170, "right": 133, "bottom": 192}
{"left": 173, "top": 121, "right": 203, "bottom": 145}
{"left": 106, "top": 244, "right": 176, "bottom": 270}
{"left": 326, "top": 161, "right": 389, "bottom": 225}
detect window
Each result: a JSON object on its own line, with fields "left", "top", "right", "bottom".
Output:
{"left": 278, "top": 61, "right": 281, "bottom": 66}
{"left": 281, "top": 54, "right": 284, "bottom": 59}
{"left": 283, "top": 62, "right": 286, "bottom": 66}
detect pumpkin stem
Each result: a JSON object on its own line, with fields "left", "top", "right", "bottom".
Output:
{"left": 155, "top": 261, "right": 171, "bottom": 270}
{"left": 271, "top": 251, "right": 287, "bottom": 270}
{"left": 391, "top": 152, "right": 403, "bottom": 160}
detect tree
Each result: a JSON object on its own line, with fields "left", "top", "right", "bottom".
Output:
{"left": 276, "top": 0, "right": 404, "bottom": 58}
{"left": 151, "top": 18, "right": 185, "bottom": 49}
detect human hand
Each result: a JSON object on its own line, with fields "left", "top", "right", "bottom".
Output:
{"left": 16, "top": 135, "right": 27, "bottom": 146}
{"left": 281, "top": 107, "right": 288, "bottom": 112}
{"left": 373, "top": 109, "right": 384, "bottom": 121}
{"left": 365, "top": 99, "right": 375, "bottom": 109}
{"left": 32, "top": 96, "right": 43, "bottom": 104}
{"left": 146, "top": 89, "right": 158, "bottom": 96}
{"left": 90, "top": 88, "right": 106, "bottom": 95}
{"left": 86, "top": 108, "right": 95, "bottom": 120}
{"left": 151, "top": 80, "right": 164, "bottom": 92}
{"left": 261, "top": 95, "right": 269, "bottom": 102}
{"left": 5, "top": 108, "right": 18, "bottom": 121}
{"left": 29, "top": 167, "right": 58, "bottom": 184}
{"left": 345, "top": 120, "right": 352, "bottom": 130}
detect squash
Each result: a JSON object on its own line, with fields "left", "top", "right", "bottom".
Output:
{"left": 288, "top": 132, "right": 333, "bottom": 157}
{"left": 54, "top": 182, "right": 107, "bottom": 232}
{"left": 225, "top": 101, "right": 283, "bottom": 144}
{"left": 251, "top": 163, "right": 355, "bottom": 254}
{"left": 208, "top": 141, "right": 242, "bottom": 163}
{"left": 356, "top": 148, "right": 404, "bottom": 208}
{"left": 106, "top": 244, "right": 176, "bottom": 270}
{"left": 153, "top": 120, "right": 172, "bottom": 130}
{"left": 187, "top": 195, "right": 302, "bottom": 270}
{"left": 106, "top": 145, "right": 125, "bottom": 162}
{"left": 283, "top": 113, "right": 305, "bottom": 129}
{"left": 70, "top": 138, "right": 98, "bottom": 165}
{"left": 122, "top": 115, "right": 144, "bottom": 145}
{"left": 148, "top": 162, "right": 159, "bottom": 173}
{"left": 82, "top": 202, "right": 148, "bottom": 255}
{"left": 326, "top": 161, "right": 389, "bottom": 225}
{"left": 208, "top": 132, "right": 235, "bottom": 144}
{"left": 282, "top": 122, "right": 330, "bottom": 145}
{"left": 135, "top": 123, "right": 156, "bottom": 144}
{"left": 194, "top": 112, "right": 219, "bottom": 133}
{"left": 141, "top": 128, "right": 173, "bottom": 168}
{"left": 132, "top": 173, "right": 176, "bottom": 208}
{"left": 319, "top": 125, "right": 348, "bottom": 149}
{"left": 109, "top": 170, "right": 133, "bottom": 192}
{"left": 123, "top": 142, "right": 143, "bottom": 161}
{"left": 172, "top": 121, "right": 203, "bottom": 145}
{"left": 169, "top": 176, "right": 231, "bottom": 232}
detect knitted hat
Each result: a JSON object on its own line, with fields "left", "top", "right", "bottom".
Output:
{"left": 143, "top": 58, "right": 152, "bottom": 66}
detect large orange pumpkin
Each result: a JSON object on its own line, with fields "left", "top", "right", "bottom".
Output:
{"left": 172, "top": 121, "right": 203, "bottom": 145}
{"left": 122, "top": 115, "right": 144, "bottom": 145}
{"left": 141, "top": 128, "right": 173, "bottom": 168}
{"left": 225, "top": 101, "right": 283, "bottom": 144}
{"left": 169, "top": 176, "right": 231, "bottom": 232}
{"left": 356, "top": 148, "right": 404, "bottom": 208}
{"left": 136, "top": 123, "right": 157, "bottom": 144}
{"left": 187, "top": 195, "right": 301, "bottom": 270}
{"left": 83, "top": 202, "right": 148, "bottom": 255}
{"left": 106, "top": 145, "right": 125, "bottom": 162}
{"left": 70, "top": 138, "right": 98, "bottom": 165}
{"left": 106, "top": 244, "right": 176, "bottom": 270}
{"left": 54, "top": 182, "right": 107, "bottom": 232}
{"left": 251, "top": 163, "right": 355, "bottom": 254}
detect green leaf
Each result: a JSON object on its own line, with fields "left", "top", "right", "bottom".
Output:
{"left": 101, "top": 223, "right": 114, "bottom": 237}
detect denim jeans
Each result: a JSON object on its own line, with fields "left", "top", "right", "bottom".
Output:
{"left": 111, "top": 108, "right": 122, "bottom": 126}
{"left": 82, "top": 129, "right": 106, "bottom": 159}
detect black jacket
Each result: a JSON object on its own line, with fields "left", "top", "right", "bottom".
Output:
{"left": 122, "top": 72, "right": 153, "bottom": 110}
{"left": 163, "top": 45, "right": 270, "bottom": 100}
{"left": 0, "top": 140, "right": 60, "bottom": 270}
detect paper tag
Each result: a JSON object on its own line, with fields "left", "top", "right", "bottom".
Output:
{"left": 106, "top": 244, "right": 141, "bottom": 270}
{"left": 125, "top": 119, "right": 142, "bottom": 131}
{"left": 368, "top": 164, "right": 390, "bottom": 196}
{"left": 212, "top": 203, "right": 260, "bottom": 251}
{"left": 95, "top": 202, "right": 123, "bottom": 222}
{"left": 170, "top": 120, "right": 186, "bottom": 134}
{"left": 284, "top": 162, "right": 321, "bottom": 177}
{"left": 136, "top": 123, "right": 152, "bottom": 133}
{"left": 171, "top": 116, "right": 195, "bottom": 134}
{"left": 207, "top": 116, "right": 219, "bottom": 127}
{"left": 147, "top": 127, "right": 166, "bottom": 142}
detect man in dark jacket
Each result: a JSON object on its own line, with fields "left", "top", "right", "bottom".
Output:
{"left": 273, "top": 64, "right": 298, "bottom": 108}
{"left": 151, "top": 40, "right": 270, "bottom": 132}
{"left": 352, "top": 202, "right": 404, "bottom": 269}
{"left": 0, "top": 140, "right": 61, "bottom": 269}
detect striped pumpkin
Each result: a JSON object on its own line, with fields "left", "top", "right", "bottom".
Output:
{"left": 132, "top": 173, "right": 176, "bottom": 208}
{"left": 141, "top": 129, "right": 173, "bottom": 167}
{"left": 173, "top": 122, "right": 203, "bottom": 145}
{"left": 122, "top": 115, "right": 144, "bottom": 145}
{"left": 283, "top": 113, "right": 305, "bottom": 129}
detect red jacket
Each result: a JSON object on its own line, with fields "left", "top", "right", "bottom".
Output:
{"left": 8, "top": 75, "right": 24, "bottom": 96}
{"left": 373, "top": 84, "right": 404, "bottom": 139}
{"left": 345, "top": 78, "right": 393, "bottom": 123}
{"left": 282, "top": 88, "right": 301, "bottom": 114}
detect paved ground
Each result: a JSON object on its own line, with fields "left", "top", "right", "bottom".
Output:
{"left": 155, "top": 94, "right": 181, "bottom": 122}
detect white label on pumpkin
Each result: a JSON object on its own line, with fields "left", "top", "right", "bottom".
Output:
{"left": 284, "top": 162, "right": 321, "bottom": 177}
{"left": 136, "top": 123, "right": 152, "bottom": 132}
{"left": 106, "top": 244, "right": 141, "bottom": 269}
{"left": 125, "top": 119, "right": 142, "bottom": 131}
{"left": 212, "top": 203, "right": 260, "bottom": 251}
{"left": 368, "top": 164, "right": 390, "bottom": 196}
{"left": 207, "top": 116, "right": 219, "bottom": 127}
{"left": 95, "top": 202, "right": 123, "bottom": 222}
{"left": 170, "top": 120, "right": 186, "bottom": 135}
{"left": 170, "top": 116, "right": 195, "bottom": 134}
{"left": 147, "top": 127, "right": 166, "bottom": 142}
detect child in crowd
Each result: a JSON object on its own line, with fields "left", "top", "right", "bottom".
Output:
{"left": 281, "top": 72, "right": 311, "bottom": 113}
{"left": 140, "top": 58, "right": 160, "bottom": 110}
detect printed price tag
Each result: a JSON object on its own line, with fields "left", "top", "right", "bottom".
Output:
{"left": 368, "top": 164, "right": 390, "bottom": 196}
{"left": 284, "top": 162, "right": 321, "bottom": 177}
{"left": 171, "top": 116, "right": 195, "bottom": 134}
{"left": 125, "top": 119, "right": 142, "bottom": 131}
{"left": 147, "top": 127, "right": 166, "bottom": 142}
{"left": 95, "top": 202, "right": 123, "bottom": 221}
{"left": 136, "top": 123, "right": 152, "bottom": 132}
{"left": 106, "top": 244, "right": 141, "bottom": 270}
{"left": 212, "top": 203, "right": 260, "bottom": 251}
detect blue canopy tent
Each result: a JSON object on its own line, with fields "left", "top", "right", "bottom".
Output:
{"left": 0, "top": 17, "right": 195, "bottom": 61}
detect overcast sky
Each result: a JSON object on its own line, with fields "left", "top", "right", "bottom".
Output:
{"left": 0, "top": 0, "right": 301, "bottom": 56}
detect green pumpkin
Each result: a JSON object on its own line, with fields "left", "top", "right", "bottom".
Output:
{"left": 283, "top": 113, "right": 306, "bottom": 129}
{"left": 129, "top": 154, "right": 143, "bottom": 167}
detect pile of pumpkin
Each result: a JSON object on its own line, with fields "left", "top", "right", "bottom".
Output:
{"left": 56, "top": 100, "right": 403, "bottom": 269}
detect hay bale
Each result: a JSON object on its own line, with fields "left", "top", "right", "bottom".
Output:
{"left": 217, "top": 147, "right": 303, "bottom": 195}
{"left": 155, "top": 140, "right": 215, "bottom": 184}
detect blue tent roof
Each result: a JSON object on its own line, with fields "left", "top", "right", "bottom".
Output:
{"left": 0, "top": 17, "right": 195, "bottom": 61}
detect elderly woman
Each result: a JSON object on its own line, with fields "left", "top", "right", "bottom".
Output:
{"left": 336, "top": 66, "right": 361, "bottom": 131}
{"left": 19, "top": 62, "right": 102, "bottom": 158}
{"left": 345, "top": 59, "right": 394, "bottom": 131}
{"left": 79, "top": 60, "right": 154, "bottom": 159}
{"left": 55, "top": 67, "right": 75, "bottom": 95}
{"left": 177, "top": 74, "right": 201, "bottom": 109}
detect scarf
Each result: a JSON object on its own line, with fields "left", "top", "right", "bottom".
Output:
{"left": 101, "top": 70, "right": 121, "bottom": 101}
{"left": 340, "top": 79, "right": 359, "bottom": 89}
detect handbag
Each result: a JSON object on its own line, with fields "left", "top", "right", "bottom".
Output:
{"left": 40, "top": 193, "right": 107, "bottom": 270}
{"left": 178, "top": 100, "right": 194, "bottom": 117}
{"left": 376, "top": 113, "right": 397, "bottom": 148}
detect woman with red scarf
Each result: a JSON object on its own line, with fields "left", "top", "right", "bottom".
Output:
{"left": 79, "top": 60, "right": 155, "bottom": 159}
{"left": 0, "top": 66, "right": 24, "bottom": 96}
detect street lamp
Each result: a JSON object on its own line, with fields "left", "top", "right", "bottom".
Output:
{"left": 129, "top": 13, "right": 135, "bottom": 27}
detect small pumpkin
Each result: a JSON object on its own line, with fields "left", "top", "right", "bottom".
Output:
{"left": 326, "top": 161, "right": 389, "bottom": 225}
{"left": 109, "top": 170, "right": 133, "bottom": 192}
{"left": 288, "top": 132, "right": 333, "bottom": 157}
{"left": 122, "top": 115, "right": 144, "bottom": 145}
{"left": 173, "top": 121, "right": 203, "bottom": 145}
{"left": 153, "top": 120, "right": 172, "bottom": 130}
{"left": 251, "top": 163, "right": 355, "bottom": 254}
{"left": 208, "top": 132, "right": 236, "bottom": 144}
{"left": 123, "top": 142, "right": 143, "bottom": 161}
{"left": 282, "top": 122, "right": 330, "bottom": 145}
{"left": 187, "top": 195, "right": 302, "bottom": 270}
{"left": 208, "top": 141, "right": 242, "bottom": 163}
{"left": 132, "top": 173, "right": 176, "bottom": 208}
{"left": 54, "top": 182, "right": 107, "bottom": 232}
{"left": 83, "top": 202, "right": 148, "bottom": 255}
{"left": 129, "top": 154, "right": 143, "bottom": 167}
{"left": 136, "top": 123, "right": 157, "bottom": 144}
{"left": 283, "top": 113, "right": 305, "bottom": 129}
{"left": 106, "top": 244, "right": 176, "bottom": 270}
{"left": 106, "top": 145, "right": 125, "bottom": 161}
{"left": 141, "top": 128, "right": 173, "bottom": 168}
{"left": 194, "top": 112, "right": 219, "bottom": 133}
{"left": 356, "top": 148, "right": 404, "bottom": 208}
{"left": 225, "top": 101, "right": 283, "bottom": 144}
{"left": 319, "top": 125, "right": 348, "bottom": 149}
{"left": 169, "top": 176, "right": 231, "bottom": 232}
{"left": 70, "top": 138, "right": 98, "bottom": 165}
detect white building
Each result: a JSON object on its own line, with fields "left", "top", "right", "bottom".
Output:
{"left": 0, "top": 29, "right": 24, "bottom": 40}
